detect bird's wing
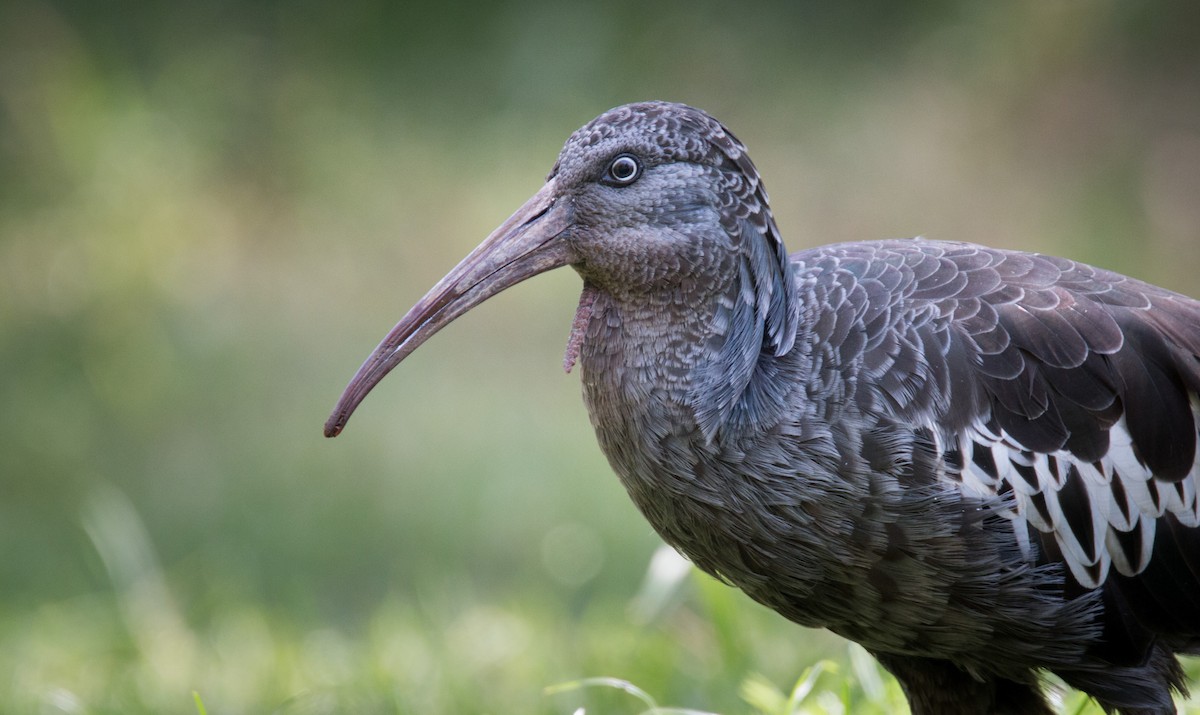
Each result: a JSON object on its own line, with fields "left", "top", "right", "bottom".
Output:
{"left": 795, "top": 239, "right": 1200, "bottom": 599}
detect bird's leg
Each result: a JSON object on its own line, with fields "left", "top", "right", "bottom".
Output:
{"left": 873, "top": 652, "right": 1053, "bottom": 715}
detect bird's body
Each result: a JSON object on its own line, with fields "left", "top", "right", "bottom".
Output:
{"left": 327, "top": 102, "right": 1200, "bottom": 714}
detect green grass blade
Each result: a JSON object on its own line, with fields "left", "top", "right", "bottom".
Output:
{"left": 545, "top": 676, "right": 660, "bottom": 710}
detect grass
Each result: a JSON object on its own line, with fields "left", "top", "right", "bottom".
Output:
{"left": 7, "top": 504, "right": 1197, "bottom": 715}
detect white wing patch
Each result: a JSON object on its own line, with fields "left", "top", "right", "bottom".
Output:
{"left": 945, "top": 410, "right": 1200, "bottom": 589}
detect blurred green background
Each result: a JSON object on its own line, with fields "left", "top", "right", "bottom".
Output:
{"left": 2, "top": 1, "right": 1199, "bottom": 713}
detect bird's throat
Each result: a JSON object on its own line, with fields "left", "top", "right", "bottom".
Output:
{"left": 573, "top": 279, "right": 784, "bottom": 443}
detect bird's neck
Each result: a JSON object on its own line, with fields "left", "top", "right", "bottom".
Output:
{"left": 574, "top": 279, "right": 819, "bottom": 599}
{"left": 576, "top": 284, "right": 707, "bottom": 407}
{"left": 576, "top": 278, "right": 799, "bottom": 453}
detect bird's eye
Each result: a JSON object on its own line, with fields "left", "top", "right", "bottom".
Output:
{"left": 604, "top": 154, "right": 642, "bottom": 185}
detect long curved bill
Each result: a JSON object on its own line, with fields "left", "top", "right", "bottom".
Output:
{"left": 325, "top": 180, "right": 575, "bottom": 437}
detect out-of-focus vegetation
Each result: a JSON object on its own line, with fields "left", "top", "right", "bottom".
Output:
{"left": 1, "top": 1, "right": 1198, "bottom": 713}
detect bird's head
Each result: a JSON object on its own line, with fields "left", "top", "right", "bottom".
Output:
{"left": 325, "top": 101, "right": 797, "bottom": 438}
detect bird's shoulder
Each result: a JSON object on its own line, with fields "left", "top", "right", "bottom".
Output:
{"left": 787, "top": 238, "right": 1200, "bottom": 414}
{"left": 786, "top": 238, "right": 1200, "bottom": 596}
{"left": 789, "top": 237, "right": 1186, "bottom": 311}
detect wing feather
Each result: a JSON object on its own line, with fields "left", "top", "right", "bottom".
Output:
{"left": 797, "top": 239, "right": 1200, "bottom": 648}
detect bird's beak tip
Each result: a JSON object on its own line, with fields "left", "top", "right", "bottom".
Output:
{"left": 323, "top": 419, "right": 343, "bottom": 438}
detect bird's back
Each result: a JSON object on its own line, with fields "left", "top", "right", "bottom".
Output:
{"left": 787, "top": 238, "right": 1200, "bottom": 710}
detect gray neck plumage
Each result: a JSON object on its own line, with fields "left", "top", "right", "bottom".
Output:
{"left": 577, "top": 236, "right": 803, "bottom": 448}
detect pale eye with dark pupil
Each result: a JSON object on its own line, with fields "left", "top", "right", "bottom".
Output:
{"left": 606, "top": 154, "right": 641, "bottom": 185}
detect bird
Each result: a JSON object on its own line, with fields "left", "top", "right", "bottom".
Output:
{"left": 325, "top": 101, "right": 1200, "bottom": 715}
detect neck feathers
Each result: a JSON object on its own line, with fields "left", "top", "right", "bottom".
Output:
{"left": 577, "top": 232, "right": 801, "bottom": 445}
{"left": 690, "top": 218, "right": 800, "bottom": 442}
